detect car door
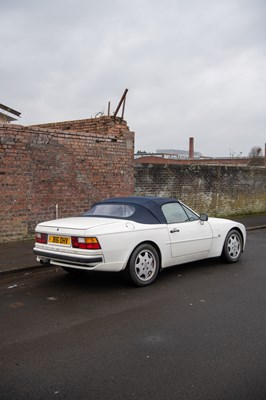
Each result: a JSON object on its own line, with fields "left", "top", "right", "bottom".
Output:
{"left": 162, "top": 202, "right": 213, "bottom": 261}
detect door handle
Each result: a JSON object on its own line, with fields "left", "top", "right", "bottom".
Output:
{"left": 170, "top": 228, "right": 180, "bottom": 233}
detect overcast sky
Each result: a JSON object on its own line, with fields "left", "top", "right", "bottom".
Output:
{"left": 1, "top": 0, "right": 265, "bottom": 157}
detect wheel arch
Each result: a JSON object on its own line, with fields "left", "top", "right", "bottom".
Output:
{"left": 125, "top": 240, "right": 162, "bottom": 270}
{"left": 227, "top": 227, "right": 245, "bottom": 252}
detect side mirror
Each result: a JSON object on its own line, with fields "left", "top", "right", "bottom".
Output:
{"left": 200, "top": 214, "right": 208, "bottom": 222}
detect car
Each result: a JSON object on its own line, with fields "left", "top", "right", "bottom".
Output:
{"left": 33, "top": 196, "right": 246, "bottom": 286}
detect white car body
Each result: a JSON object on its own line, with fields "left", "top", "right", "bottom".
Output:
{"left": 34, "top": 197, "right": 246, "bottom": 286}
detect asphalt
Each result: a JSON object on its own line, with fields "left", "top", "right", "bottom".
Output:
{"left": 0, "top": 214, "right": 265, "bottom": 276}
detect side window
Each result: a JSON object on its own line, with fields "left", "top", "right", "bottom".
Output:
{"left": 181, "top": 204, "right": 199, "bottom": 221}
{"left": 162, "top": 203, "right": 189, "bottom": 224}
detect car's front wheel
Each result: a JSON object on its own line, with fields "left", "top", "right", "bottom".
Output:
{"left": 124, "top": 243, "right": 160, "bottom": 287}
{"left": 222, "top": 229, "right": 243, "bottom": 263}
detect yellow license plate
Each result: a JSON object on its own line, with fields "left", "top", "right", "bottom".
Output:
{"left": 48, "top": 235, "right": 71, "bottom": 245}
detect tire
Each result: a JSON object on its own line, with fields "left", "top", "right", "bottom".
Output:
{"left": 222, "top": 229, "right": 243, "bottom": 263}
{"left": 124, "top": 243, "right": 160, "bottom": 287}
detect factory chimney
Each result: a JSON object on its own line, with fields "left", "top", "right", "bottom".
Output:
{"left": 189, "top": 137, "right": 194, "bottom": 158}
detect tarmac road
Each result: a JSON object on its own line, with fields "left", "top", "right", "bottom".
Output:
{"left": 0, "top": 229, "right": 265, "bottom": 400}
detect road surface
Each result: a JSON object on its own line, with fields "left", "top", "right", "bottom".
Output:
{"left": 0, "top": 230, "right": 265, "bottom": 400}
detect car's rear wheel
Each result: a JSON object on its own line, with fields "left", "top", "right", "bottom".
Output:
{"left": 222, "top": 229, "right": 242, "bottom": 263}
{"left": 124, "top": 243, "right": 160, "bottom": 286}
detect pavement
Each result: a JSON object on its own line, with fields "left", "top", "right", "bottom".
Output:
{"left": 0, "top": 214, "right": 265, "bottom": 276}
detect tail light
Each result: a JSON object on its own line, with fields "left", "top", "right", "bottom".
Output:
{"left": 71, "top": 237, "right": 101, "bottom": 250}
{"left": 35, "top": 232, "right": 48, "bottom": 244}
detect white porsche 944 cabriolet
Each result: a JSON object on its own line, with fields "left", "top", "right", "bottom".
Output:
{"left": 34, "top": 197, "right": 246, "bottom": 286}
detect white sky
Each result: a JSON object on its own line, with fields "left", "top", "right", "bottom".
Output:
{"left": 1, "top": 0, "right": 265, "bottom": 157}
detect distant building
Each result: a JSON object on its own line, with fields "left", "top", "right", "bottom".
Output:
{"left": 0, "top": 112, "right": 16, "bottom": 123}
{"left": 135, "top": 136, "right": 257, "bottom": 166}
{"left": 156, "top": 137, "right": 203, "bottom": 159}
{"left": 0, "top": 103, "right": 21, "bottom": 123}
{"left": 156, "top": 148, "right": 203, "bottom": 159}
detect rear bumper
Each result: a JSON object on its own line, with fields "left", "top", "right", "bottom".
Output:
{"left": 33, "top": 247, "right": 125, "bottom": 272}
{"left": 33, "top": 248, "right": 103, "bottom": 266}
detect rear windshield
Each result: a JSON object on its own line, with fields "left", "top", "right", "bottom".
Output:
{"left": 83, "top": 204, "right": 135, "bottom": 218}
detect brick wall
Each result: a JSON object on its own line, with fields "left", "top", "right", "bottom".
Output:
{"left": 135, "top": 164, "right": 266, "bottom": 216}
{"left": 31, "top": 116, "right": 130, "bottom": 135}
{"left": 0, "top": 117, "right": 134, "bottom": 241}
{"left": 1, "top": 116, "right": 265, "bottom": 242}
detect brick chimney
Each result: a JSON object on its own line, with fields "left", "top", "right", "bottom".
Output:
{"left": 189, "top": 137, "right": 194, "bottom": 158}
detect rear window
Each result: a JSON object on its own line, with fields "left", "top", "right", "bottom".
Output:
{"left": 84, "top": 204, "right": 135, "bottom": 218}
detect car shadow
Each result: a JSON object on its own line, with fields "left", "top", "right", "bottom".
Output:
{"left": 159, "top": 256, "right": 243, "bottom": 284}
{"left": 40, "top": 257, "right": 228, "bottom": 293}
{"left": 41, "top": 267, "right": 129, "bottom": 292}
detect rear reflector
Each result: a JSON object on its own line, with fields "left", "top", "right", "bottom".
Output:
{"left": 71, "top": 237, "right": 101, "bottom": 250}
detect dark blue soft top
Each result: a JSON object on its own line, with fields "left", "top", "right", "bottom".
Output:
{"left": 84, "top": 196, "right": 179, "bottom": 224}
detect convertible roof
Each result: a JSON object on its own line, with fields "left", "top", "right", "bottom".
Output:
{"left": 92, "top": 196, "right": 178, "bottom": 224}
